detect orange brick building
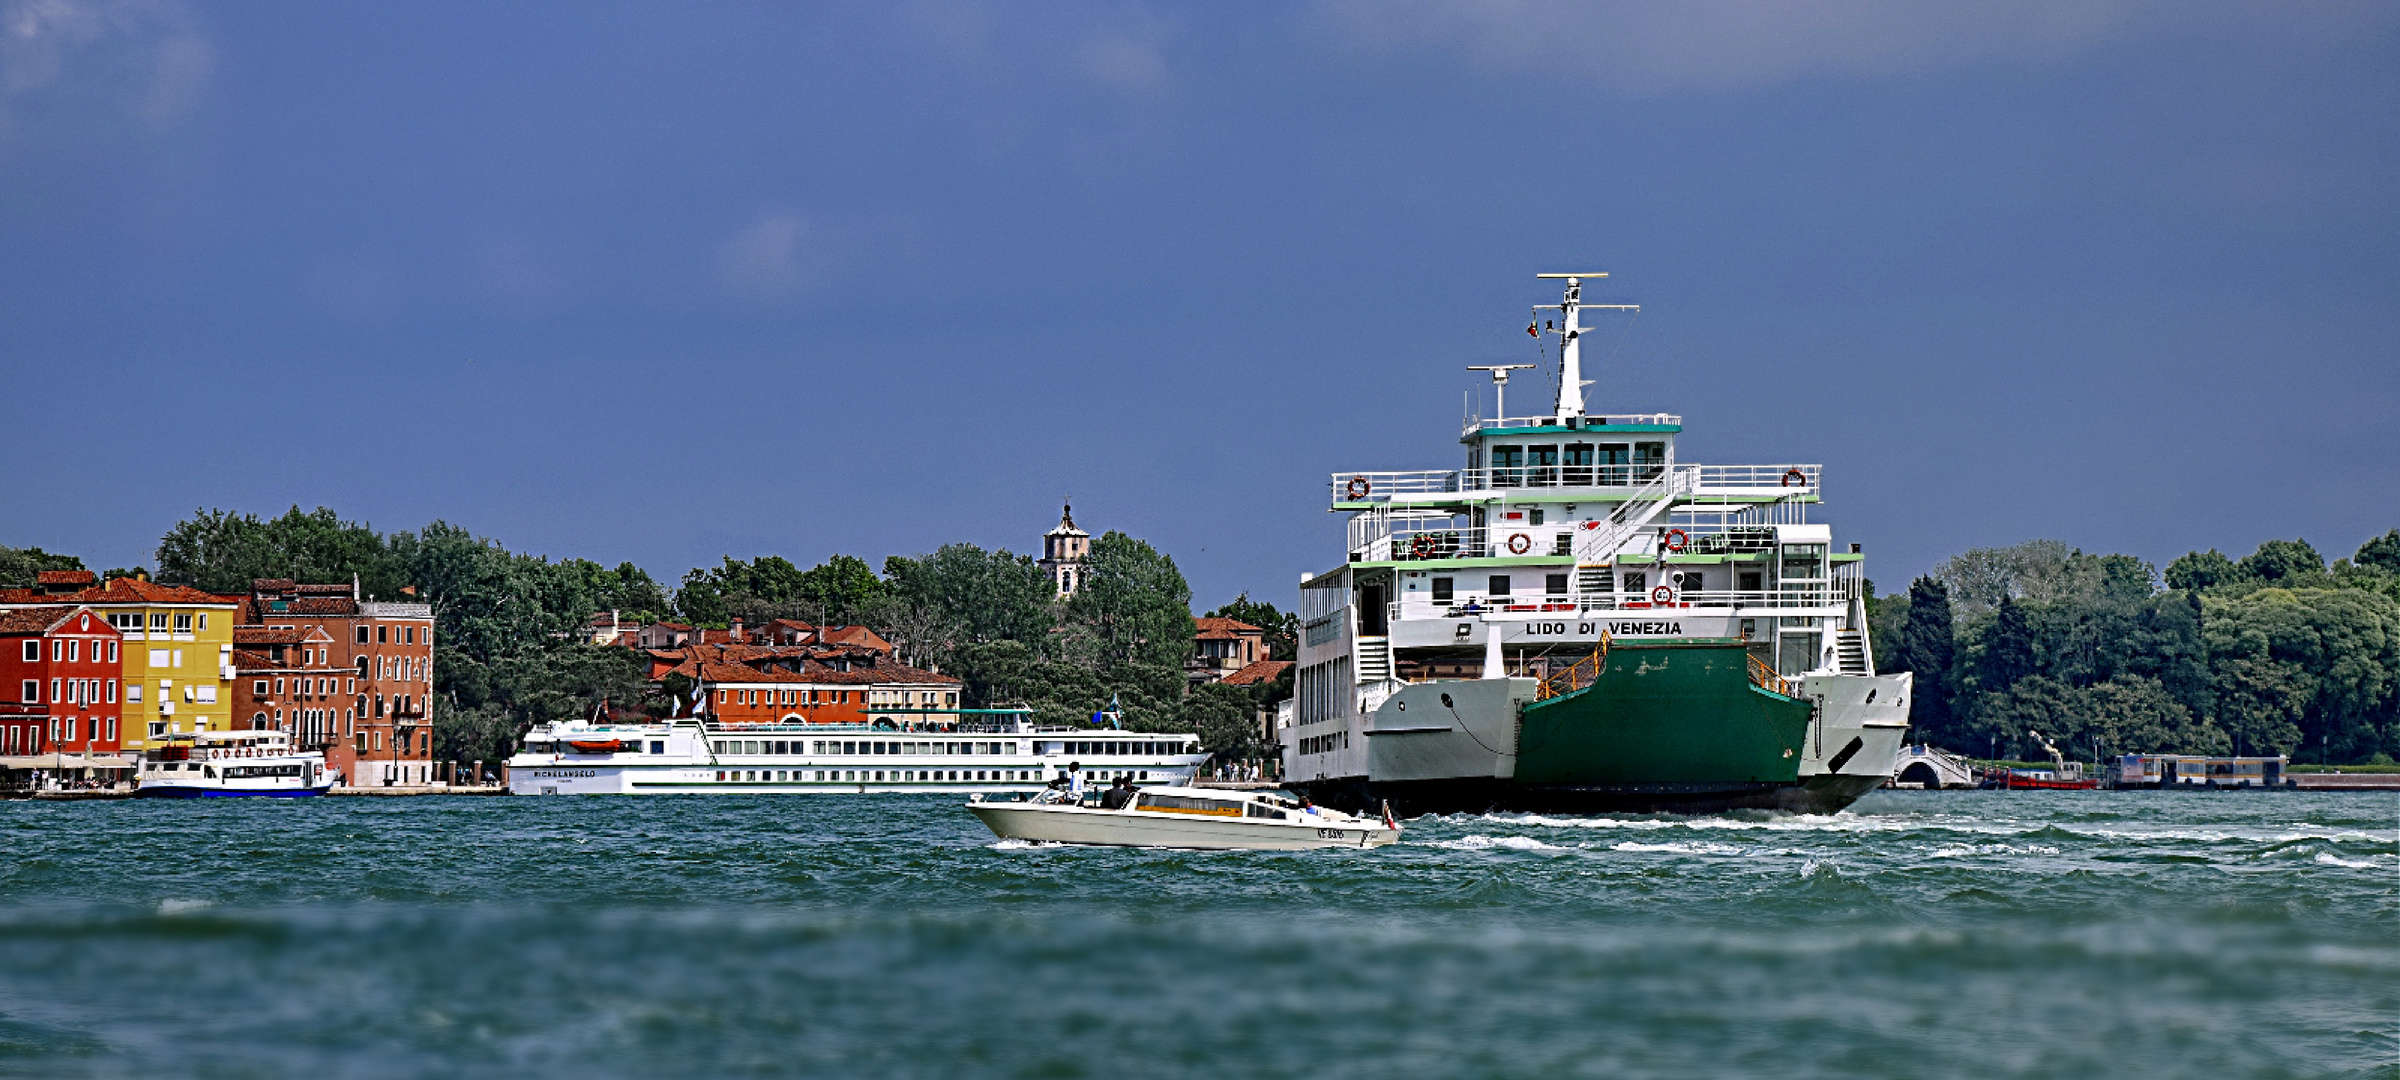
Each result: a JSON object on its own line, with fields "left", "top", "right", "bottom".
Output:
{"left": 235, "top": 580, "right": 437, "bottom": 787}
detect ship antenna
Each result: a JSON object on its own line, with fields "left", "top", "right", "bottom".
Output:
{"left": 1466, "top": 364, "right": 1534, "bottom": 421}
{"left": 1535, "top": 272, "right": 1636, "bottom": 419}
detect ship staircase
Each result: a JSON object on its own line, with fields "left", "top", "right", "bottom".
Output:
{"left": 1355, "top": 635, "right": 1395, "bottom": 683}
{"left": 1833, "top": 629, "right": 1871, "bottom": 675}
{"left": 1572, "top": 465, "right": 1691, "bottom": 593}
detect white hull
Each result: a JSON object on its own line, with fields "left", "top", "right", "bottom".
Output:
{"left": 969, "top": 801, "right": 1398, "bottom": 850}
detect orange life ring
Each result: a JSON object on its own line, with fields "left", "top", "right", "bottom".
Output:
{"left": 1410, "top": 534, "right": 1437, "bottom": 559}
{"left": 1506, "top": 533, "right": 1532, "bottom": 555}
{"left": 1345, "top": 476, "right": 1371, "bottom": 500}
{"left": 1651, "top": 585, "right": 1675, "bottom": 604}
{"left": 1662, "top": 528, "right": 1688, "bottom": 552}
{"left": 1781, "top": 468, "right": 1806, "bottom": 488}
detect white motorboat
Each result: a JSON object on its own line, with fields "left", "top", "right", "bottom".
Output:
{"left": 966, "top": 785, "right": 1400, "bottom": 850}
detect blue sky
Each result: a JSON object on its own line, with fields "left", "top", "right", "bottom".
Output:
{"left": 3, "top": 2, "right": 2395, "bottom": 608}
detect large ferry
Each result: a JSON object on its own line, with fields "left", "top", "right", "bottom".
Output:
{"left": 507, "top": 709, "right": 1206, "bottom": 795}
{"left": 135, "top": 729, "right": 334, "bottom": 798}
{"left": 1283, "top": 272, "right": 1910, "bottom": 815}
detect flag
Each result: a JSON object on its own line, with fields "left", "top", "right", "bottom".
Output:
{"left": 1526, "top": 321, "right": 1538, "bottom": 337}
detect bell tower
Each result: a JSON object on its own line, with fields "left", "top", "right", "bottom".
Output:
{"left": 1037, "top": 502, "right": 1091, "bottom": 597}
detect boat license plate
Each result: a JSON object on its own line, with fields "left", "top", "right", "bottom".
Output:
{"left": 1317, "top": 828, "right": 1349, "bottom": 840}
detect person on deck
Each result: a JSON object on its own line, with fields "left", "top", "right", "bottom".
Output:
{"left": 1065, "top": 762, "right": 1086, "bottom": 801}
{"left": 1100, "top": 775, "right": 1136, "bottom": 809}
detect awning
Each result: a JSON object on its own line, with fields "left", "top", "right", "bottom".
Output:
{"left": 0, "top": 753, "right": 137, "bottom": 770}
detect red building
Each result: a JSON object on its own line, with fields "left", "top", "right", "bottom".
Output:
{"left": 0, "top": 606, "right": 124, "bottom": 764}
{"left": 647, "top": 643, "right": 959, "bottom": 728}
{"left": 235, "top": 580, "right": 437, "bottom": 787}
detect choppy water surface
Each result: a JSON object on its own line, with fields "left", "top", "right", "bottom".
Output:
{"left": 1, "top": 790, "right": 2392, "bottom": 1079}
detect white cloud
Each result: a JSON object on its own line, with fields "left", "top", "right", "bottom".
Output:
{"left": 714, "top": 211, "right": 817, "bottom": 301}
{"left": 1079, "top": 27, "right": 1169, "bottom": 91}
{"left": 1311, "top": 0, "right": 2394, "bottom": 95}
{"left": 1, "top": 0, "right": 211, "bottom": 132}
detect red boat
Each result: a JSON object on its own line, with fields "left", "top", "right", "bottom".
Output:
{"left": 2000, "top": 770, "right": 2100, "bottom": 790}
{"left": 1995, "top": 731, "right": 2101, "bottom": 789}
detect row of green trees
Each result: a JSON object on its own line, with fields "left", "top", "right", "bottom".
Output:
{"left": 1873, "top": 531, "right": 2400, "bottom": 764}
{"left": 7, "top": 507, "right": 1297, "bottom": 764}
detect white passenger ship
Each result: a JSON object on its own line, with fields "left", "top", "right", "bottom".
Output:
{"left": 135, "top": 729, "right": 334, "bottom": 798}
{"left": 506, "top": 709, "right": 1206, "bottom": 795}
{"left": 1284, "top": 272, "right": 1911, "bottom": 815}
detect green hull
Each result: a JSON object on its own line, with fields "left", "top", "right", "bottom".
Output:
{"left": 1515, "top": 640, "right": 1810, "bottom": 786}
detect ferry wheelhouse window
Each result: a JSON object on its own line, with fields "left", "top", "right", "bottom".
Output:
{"left": 1431, "top": 577, "right": 1453, "bottom": 602}
{"left": 1488, "top": 576, "right": 1511, "bottom": 596}
{"left": 1563, "top": 444, "right": 1594, "bottom": 482}
{"left": 1780, "top": 545, "right": 1826, "bottom": 579}
{"left": 1621, "top": 572, "right": 1646, "bottom": 593}
{"left": 1546, "top": 574, "right": 1569, "bottom": 596}
{"left": 1490, "top": 446, "right": 1523, "bottom": 485}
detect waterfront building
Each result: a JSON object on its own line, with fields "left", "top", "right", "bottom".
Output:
{"left": 1189, "top": 617, "right": 1268, "bottom": 685}
{"left": 0, "top": 606, "right": 124, "bottom": 764}
{"left": 0, "top": 576, "right": 239, "bottom": 753}
{"left": 229, "top": 625, "right": 351, "bottom": 756}
{"left": 234, "top": 580, "right": 436, "bottom": 788}
{"left": 1038, "top": 503, "right": 1091, "bottom": 597}
{"left": 649, "top": 644, "right": 960, "bottom": 727}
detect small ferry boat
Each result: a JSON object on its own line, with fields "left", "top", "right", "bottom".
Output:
{"left": 966, "top": 785, "right": 1400, "bottom": 850}
{"left": 135, "top": 730, "right": 333, "bottom": 798}
{"left": 506, "top": 708, "right": 1206, "bottom": 795}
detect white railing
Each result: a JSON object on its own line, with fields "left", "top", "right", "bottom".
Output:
{"left": 1330, "top": 462, "right": 1820, "bottom": 504}
{"left": 1573, "top": 466, "right": 1688, "bottom": 564}
{"left": 1459, "top": 413, "right": 1682, "bottom": 437}
{"left": 1401, "top": 587, "right": 1840, "bottom": 618}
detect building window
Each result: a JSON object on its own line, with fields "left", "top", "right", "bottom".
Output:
{"left": 255, "top": 680, "right": 269, "bottom": 696}
{"left": 105, "top": 680, "right": 116, "bottom": 703}
{"left": 67, "top": 640, "right": 79, "bottom": 662}
{"left": 107, "top": 641, "right": 117, "bottom": 662}
{"left": 174, "top": 614, "right": 192, "bottom": 634}
{"left": 19, "top": 641, "right": 32, "bottom": 662}
{"left": 150, "top": 613, "right": 168, "bottom": 632}
{"left": 21, "top": 680, "right": 36, "bottom": 704}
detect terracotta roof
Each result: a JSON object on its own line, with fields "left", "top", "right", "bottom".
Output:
{"left": 1194, "top": 628, "right": 1247, "bottom": 641}
{"left": 1220, "top": 659, "right": 1294, "bottom": 686}
{"left": 0, "top": 607, "right": 78, "bottom": 635}
{"left": 672, "top": 652, "right": 959, "bottom": 688}
{"left": 1193, "top": 617, "right": 1262, "bottom": 634}
{"left": 234, "top": 627, "right": 310, "bottom": 645}
{"left": 0, "top": 578, "right": 234, "bottom": 607}
{"left": 817, "top": 625, "right": 893, "bottom": 652}
{"left": 35, "top": 570, "right": 96, "bottom": 587}
{"left": 230, "top": 649, "right": 345, "bottom": 675}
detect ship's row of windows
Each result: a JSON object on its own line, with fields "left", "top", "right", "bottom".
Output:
{"left": 1297, "top": 731, "right": 1348, "bottom": 756}
{"left": 707, "top": 739, "right": 1188, "bottom": 757}
{"left": 713, "top": 739, "right": 1033, "bottom": 756}
{"left": 713, "top": 769, "right": 1158, "bottom": 784}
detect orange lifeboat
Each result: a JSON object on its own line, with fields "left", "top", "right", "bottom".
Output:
{"left": 567, "top": 739, "right": 627, "bottom": 754}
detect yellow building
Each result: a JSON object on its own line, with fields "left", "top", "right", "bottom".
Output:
{"left": 0, "top": 577, "right": 238, "bottom": 752}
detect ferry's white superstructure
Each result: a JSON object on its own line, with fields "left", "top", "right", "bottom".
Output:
{"left": 507, "top": 711, "right": 1206, "bottom": 795}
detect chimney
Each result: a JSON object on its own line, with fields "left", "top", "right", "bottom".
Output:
{"left": 731, "top": 617, "right": 744, "bottom": 643}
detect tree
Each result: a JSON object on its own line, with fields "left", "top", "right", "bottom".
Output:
{"left": 155, "top": 506, "right": 405, "bottom": 595}
{"left": 2166, "top": 549, "right": 2245, "bottom": 591}
{"left": 1977, "top": 597, "right": 2036, "bottom": 698}
{"left": 2202, "top": 586, "right": 2399, "bottom": 762}
{"left": 2354, "top": 529, "right": 2400, "bottom": 573}
{"left": 1062, "top": 531, "right": 1195, "bottom": 670}
{"left": 1205, "top": 593, "right": 1299, "bottom": 661}
{"left": 1895, "top": 576, "right": 1959, "bottom": 744}
{"left": 2083, "top": 677, "right": 2227, "bottom": 757}
{"left": 2211, "top": 657, "right": 2310, "bottom": 757}
{"left": 2240, "top": 539, "right": 2325, "bottom": 583}
{"left": 0, "top": 545, "right": 84, "bottom": 588}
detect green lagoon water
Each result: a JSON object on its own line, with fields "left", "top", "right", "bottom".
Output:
{"left": 1, "top": 790, "right": 2392, "bottom": 1079}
